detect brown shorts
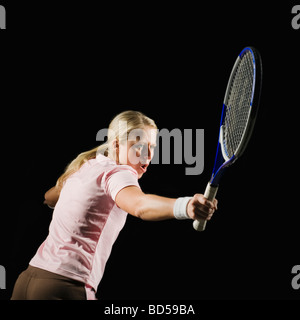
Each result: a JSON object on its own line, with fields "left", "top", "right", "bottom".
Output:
{"left": 11, "top": 265, "right": 86, "bottom": 300}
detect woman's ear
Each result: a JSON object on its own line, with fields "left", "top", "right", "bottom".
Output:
{"left": 112, "top": 139, "right": 119, "bottom": 163}
{"left": 112, "top": 139, "right": 119, "bottom": 150}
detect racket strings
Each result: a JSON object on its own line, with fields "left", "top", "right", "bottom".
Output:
{"left": 223, "top": 51, "right": 254, "bottom": 158}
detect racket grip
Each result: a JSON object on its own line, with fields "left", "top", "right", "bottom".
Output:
{"left": 193, "top": 182, "right": 219, "bottom": 231}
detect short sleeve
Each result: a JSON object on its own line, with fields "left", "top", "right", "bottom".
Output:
{"left": 104, "top": 167, "right": 140, "bottom": 201}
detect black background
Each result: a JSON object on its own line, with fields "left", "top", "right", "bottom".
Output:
{"left": 0, "top": 1, "right": 299, "bottom": 302}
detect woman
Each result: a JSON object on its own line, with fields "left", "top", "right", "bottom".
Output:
{"left": 11, "top": 110, "right": 217, "bottom": 300}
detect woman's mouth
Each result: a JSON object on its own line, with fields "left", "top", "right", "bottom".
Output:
{"left": 139, "top": 163, "right": 149, "bottom": 173}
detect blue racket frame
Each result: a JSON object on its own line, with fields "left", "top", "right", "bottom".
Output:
{"left": 209, "top": 46, "right": 262, "bottom": 188}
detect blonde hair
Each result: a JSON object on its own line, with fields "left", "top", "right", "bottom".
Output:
{"left": 56, "top": 110, "right": 157, "bottom": 189}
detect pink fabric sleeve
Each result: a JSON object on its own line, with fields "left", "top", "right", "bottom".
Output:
{"left": 105, "top": 167, "right": 140, "bottom": 201}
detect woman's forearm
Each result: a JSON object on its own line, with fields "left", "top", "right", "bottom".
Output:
{"left": 135, "top": 194, "right": 176, "bottom": 221}
{"left": 116, "top": 186, "right": 217, "bottom": 222}
{"left": 115, "top": 186, "right": 176, "bottom": 221}
{"left": 44, "top": 186, "right": 61, "bottom": 208}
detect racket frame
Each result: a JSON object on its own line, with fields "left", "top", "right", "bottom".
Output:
{"left": 210, "top": 46, "right": 262, "bottom": 187}
{"left": 193, "top": 46, "right": 262, "bottom": 231}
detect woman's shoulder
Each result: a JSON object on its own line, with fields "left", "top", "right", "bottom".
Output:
{"left": 86, "top": 156, "right": 138, "bottom": 177}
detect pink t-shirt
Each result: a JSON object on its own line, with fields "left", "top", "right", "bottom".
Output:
{"left": 30, "top": 155, "right": 140, "bottom": 299}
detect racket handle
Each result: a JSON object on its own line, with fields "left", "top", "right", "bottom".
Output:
{"left": 193, "top": 182, "right": 219, "bottom": 231}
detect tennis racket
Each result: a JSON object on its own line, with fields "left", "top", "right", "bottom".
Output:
{"left": 193, "top": 46, "right": 262, "bottom": 231}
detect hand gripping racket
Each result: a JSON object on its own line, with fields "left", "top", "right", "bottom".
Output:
{"left": 193, "top": 46, "right": 262, "bottom": 231}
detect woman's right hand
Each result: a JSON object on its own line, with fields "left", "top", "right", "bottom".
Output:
{"left": 187, "top": 194, "right": 218, "bottom": 221}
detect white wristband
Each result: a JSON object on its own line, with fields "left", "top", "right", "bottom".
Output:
{"left": 173, "top": 197, "right": 192, "bottom": 220}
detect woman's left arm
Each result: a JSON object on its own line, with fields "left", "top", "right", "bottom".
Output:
{"left": 44, "top": 186, "right": 61, "bottom": 208}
